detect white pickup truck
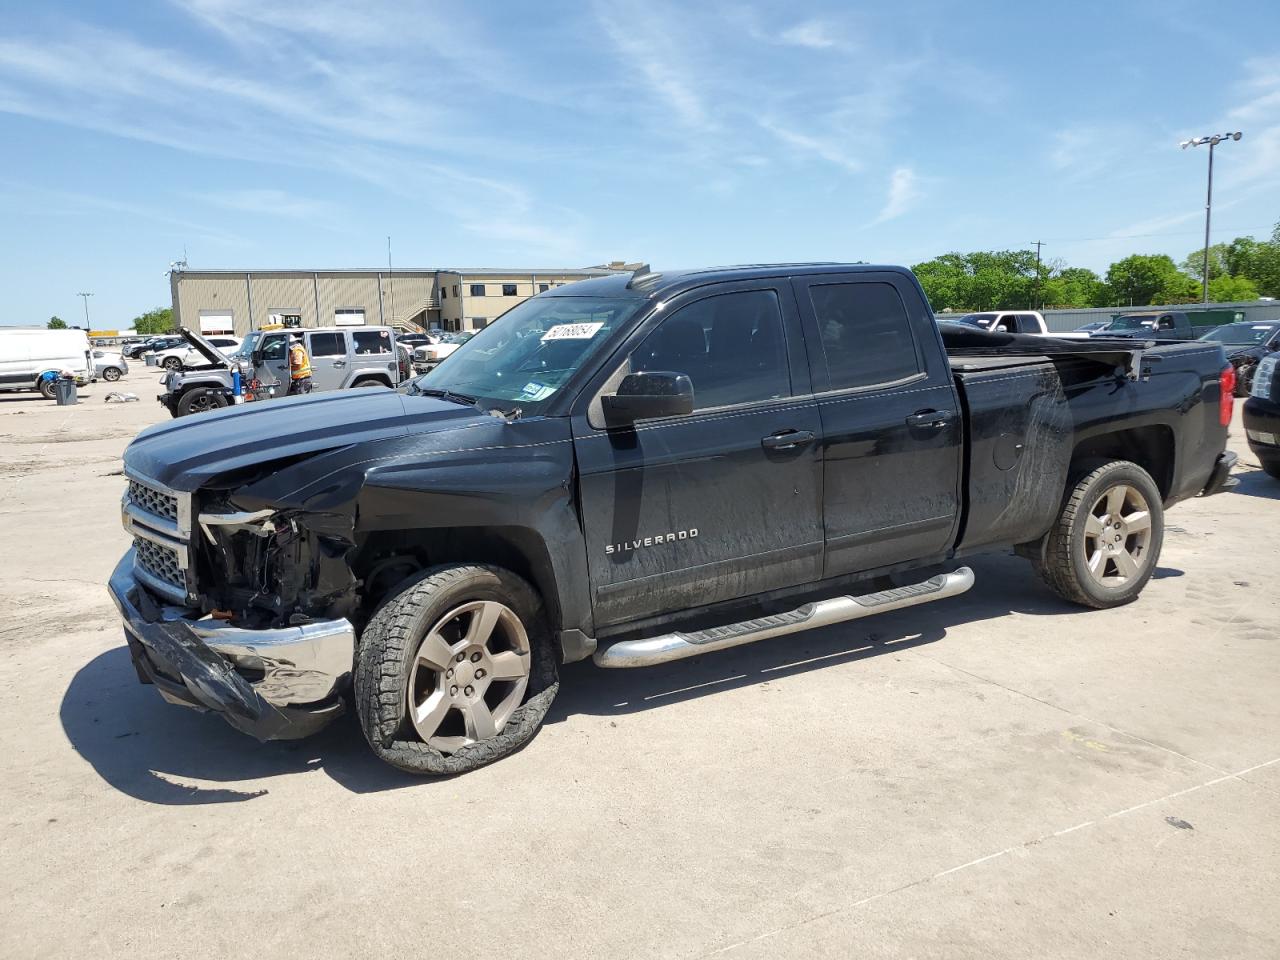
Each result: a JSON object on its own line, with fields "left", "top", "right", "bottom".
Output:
{"left": 943, "top": 311, "right": 1049, "bottom": 334}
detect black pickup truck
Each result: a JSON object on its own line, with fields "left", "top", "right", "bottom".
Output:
{"left": 109, "top": 264, "right": 1237, "bottom": 774}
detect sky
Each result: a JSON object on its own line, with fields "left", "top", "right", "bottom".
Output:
{"left": 1, "top": 0, "right": 1278, "bottom": 328}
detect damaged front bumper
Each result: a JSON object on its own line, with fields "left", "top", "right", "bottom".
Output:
{"left": 107, "top": 549, "right": 355, "bottom": 740}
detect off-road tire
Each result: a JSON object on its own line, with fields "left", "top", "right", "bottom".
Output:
{"left": 1032, "top": 460, "right": 1164, "bottom": 608}
{"left": 355, "top": 564, "right": 558, "bottom": 776}
{"left": 37, "top": 377, "right": 56, "bottom": 400}
{"left": 352, "top": 377, "right": 388, "bottom": 388}
{"left": 176, "top": 387, "right": 228, "bottom": 417}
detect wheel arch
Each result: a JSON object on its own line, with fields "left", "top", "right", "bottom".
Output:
{"left": 352, "top": 525, "right": 565, "bottom": 638}
{"left": 1069, "top": 424, "right": 1175, "bottom": 500}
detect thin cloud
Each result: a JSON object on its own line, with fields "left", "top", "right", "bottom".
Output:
{"left": 873, "top": 167, "right": 922, "bottom": 223}
{"left": 595, "top": 2, "right": 710, "bottom": 130}
{"left": 779, "top": 20, "right": 838, "bottom": 49}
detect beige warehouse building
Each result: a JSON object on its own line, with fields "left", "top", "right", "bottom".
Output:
{"left": 170, "top": 265, "right": 630, "bottom": 337}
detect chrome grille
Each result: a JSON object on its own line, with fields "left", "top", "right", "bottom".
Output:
{"left": 134, "top": 536, "right": 185, "bottom": 591}
{"left": 128, "top": 479, "right": 178, "bottom": 522}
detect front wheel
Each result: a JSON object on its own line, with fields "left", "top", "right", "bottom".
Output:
{"left": 176, "top": 387, "right": 228, "bottom": 416}
{"left": 355, "top": 564, "right": 558, "bottom": 775}
{"left": 1031, "top": 460, "right": 1164, "bottom": 608}
{"left": 162, "top": 356, "right": 183, "bottom": 371}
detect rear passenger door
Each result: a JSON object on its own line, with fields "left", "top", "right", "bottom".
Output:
{"left": 792, "top": 272, "right": 962, "bottom": 577}
{"left": 350, "top": 329, "right": 396, "bottom": 384}
{"left": 305, "top": 331, "right": 348, "bottom": 391}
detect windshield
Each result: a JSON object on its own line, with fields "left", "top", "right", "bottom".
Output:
{"left": 1200, "top": 323, "right": 1277, "bottom": 345}
{"left": 403, "top": 296, "right": 642, "bottom": 414}
{"left": 230, "top": 331, "right": 261, "bottom": 359}
{"left": 1110, "top": 314, "right": 1159, "bottom": 331}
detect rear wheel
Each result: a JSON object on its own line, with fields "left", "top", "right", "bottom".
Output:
{"left": 355, "top": 564, "right": 558, "bottom": 775}
{"left": 352, "top": 378, "right": 387, "bottom": 388}
{"left": 102, "top": 367, "right": 122, "bottom": 382}
{"left": 176, "top": 387, "right": 228, "bottom": 416}
{"left": 37, "top": 377, "right": 56, "bottom": 400}
{"left": 1032, "top": 460, "right": 1164, "bottom": 608}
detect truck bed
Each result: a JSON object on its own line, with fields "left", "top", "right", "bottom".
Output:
{"left": 938, "top": 326, "right": 1229, "bottom": 556}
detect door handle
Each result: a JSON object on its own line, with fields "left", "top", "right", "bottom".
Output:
{"left": 761, "top": 429, "right": 815, "bottom": 450}
{"left": 906, "top": 409, "right": 955, "bottom": 429}
{"left": 333, "top": 360, "right": 346, "bottom": 367}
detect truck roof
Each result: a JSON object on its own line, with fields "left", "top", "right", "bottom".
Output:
{"left": 541, "top": 263, "right": 916, "bottom": 300}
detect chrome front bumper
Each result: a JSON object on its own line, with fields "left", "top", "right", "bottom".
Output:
{"left": 108, "top": 550, "right": 355, "bottom": 740}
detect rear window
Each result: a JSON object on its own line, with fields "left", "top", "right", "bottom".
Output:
{"left": 309, "top": 332, "right": 346, "bottom": 357}
{"left": 352, "top": 330, "right": 392, "bottom": 354}
{"left": 809, "top": 282, "right": 921, "bottom": 390}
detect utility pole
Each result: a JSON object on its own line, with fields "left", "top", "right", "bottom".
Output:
{"left": 387, "top": 235, "right": 397, "bottom": 328}
{"left": 77, "top": 292, "right": 93, "bottom": 329}
{"left": 1180, "top": 131, "right": 1243, "bottom": 304}
{"left": 1031, "top": 241, "right": 1043, "bottom": 309}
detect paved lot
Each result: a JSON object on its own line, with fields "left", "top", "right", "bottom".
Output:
{"left": 1, "top": 369, "right": 1277, "bottom": 959}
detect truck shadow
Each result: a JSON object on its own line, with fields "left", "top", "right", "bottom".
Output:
{"left": 61, "top": 553, "right": 1184, "bottom": 804}
{"left": 547, "top": 552, "right": 1181, "bottom": 723}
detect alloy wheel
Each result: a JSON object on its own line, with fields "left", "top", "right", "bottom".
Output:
{"left": 1082, "top": 483, "right": 1153, "bottom": 586}
{"left": 407, "top": 600, "right": 531, "bottom": 754}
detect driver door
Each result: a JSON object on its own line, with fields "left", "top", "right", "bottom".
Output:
{"left": 571, "top": 280, "right": 823, "bottom": 627}
{"left": 257, "top": 333, "right": 290, "bottom": 394}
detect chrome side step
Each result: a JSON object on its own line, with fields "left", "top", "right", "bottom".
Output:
{"left": 592, "top": 567, "right": 974, "bottom": 668}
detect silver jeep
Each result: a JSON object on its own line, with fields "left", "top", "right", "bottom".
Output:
{"left": 160, "top": 326, "right": 404, "bottom": 417}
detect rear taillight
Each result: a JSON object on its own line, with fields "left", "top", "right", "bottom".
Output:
{"left": 1220, "top": 363, "right": 1235, "bottom": 427}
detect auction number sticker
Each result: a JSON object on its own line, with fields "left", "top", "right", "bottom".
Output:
{"left": 541, "top": 322, "right": 603, "bottom": 341}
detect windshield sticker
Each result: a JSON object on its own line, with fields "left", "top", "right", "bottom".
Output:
{"left": 518, "top": 381, "right": 555, "bottom": 401}
{"left": 541, "top": 322, "right": 603, "bottom": 342}
{"left": 1253, "top": 325, "right": 1272, "bottom": 330}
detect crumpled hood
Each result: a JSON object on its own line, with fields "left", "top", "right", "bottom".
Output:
{"left": 125, "top": 389, "right": 490, "bottom": 490}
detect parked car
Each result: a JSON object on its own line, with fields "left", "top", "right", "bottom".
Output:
{"left": 1198, "top": 320, "right": 1280, "bottom": 396}
{"left": 1074, "top": 320, "right": 1115, "bottom": 334}
{"left": 125, "top": 336, "right": 181, "bottom": 359}
{"left": 0, "top": 328, "right": 93, "bottom": 398}
{"left": 92, "top": 349, "right": 129, "bottom": 382}
{"left": 1243, "top": 354, "right": 1280, "bottom": 480}
{"left": 150, "top": 336, "right": 240, "bottom": 371}
{"left": 412, "top": 331, "right": 474, "bottom": 372}
{"left": 944, "top": 311, "right": 1048, "bottom": 334}
{"left": 158, "top": 326, "right": 402, "bottom": 416}
{"left": 110, "top": 263, "right": 1238, "bottom": 774}
{"left": 1097, "top": 311, "right": 1193, "bottom": 340}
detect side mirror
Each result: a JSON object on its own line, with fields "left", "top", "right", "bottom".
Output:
{"left": 602, "top": 371, "right": 694, "bottom": 424}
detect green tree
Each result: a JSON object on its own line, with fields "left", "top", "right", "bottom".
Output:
{"left": 1041, "top": 266, "right": 1107, "bottom": 308}
{"left": 1153, "top": 272, "right": 1201, "bottom": 304}
{"left": 1105, "top": 254, "right": 1185, "bottom": 306}
{"left": 132, "top": 307, "right": 174, "bottom": 336}
{"left": 1208, "top": 274, "right": 1259, "bottom": 302}
{"left": 47, "top": 316, "right": 66, "bottom": 329}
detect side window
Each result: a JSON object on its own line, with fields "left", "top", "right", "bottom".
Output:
{"left": 1158, "top": 315, "right": 1174, "bottom": 330}
{"left": 352, "top": 330, "right": 392, "bottom": 354}
{"left": 502, "top": 284, "right": 518, "bottom": 296}
{"left": 809, "top": 282, "right": 921, "bottom": 390}
{"left": 1017, "top": 313, "right": 1038, "bottom": 333}
{"left": 260, "top": 335, "right": 288, "bottom": 361}
{"left": 632, "top": 289, "right": 790, "bottom": 410}
{"left": 308, "top": 332, "right": 346, "bottom": 357}
{"left": 470, "top": 284, "right": 486, "bottom": 296}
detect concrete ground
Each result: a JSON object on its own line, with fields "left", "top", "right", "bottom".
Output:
{"left": 0, "top": 369, "right": 1277, "bottom": 959}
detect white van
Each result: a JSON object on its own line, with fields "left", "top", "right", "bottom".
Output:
{"left": 0, "top": 328, "right": 94, "bottom": 399}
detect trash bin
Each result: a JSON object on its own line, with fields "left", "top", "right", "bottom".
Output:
{"left": 54, "top": 378, "right": 78, "bottom": 405}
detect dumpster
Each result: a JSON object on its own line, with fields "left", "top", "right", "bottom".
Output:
{"left": 54, "top": 377, "right": 78, "bottom": 405}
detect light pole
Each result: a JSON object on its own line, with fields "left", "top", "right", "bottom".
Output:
{"left": 77, "top": 292, "right": 93, "bottom": 329}
{"left": 1180, "top": 131, "right": 1243, "bottom": 304}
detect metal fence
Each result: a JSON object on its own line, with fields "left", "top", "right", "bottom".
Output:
{"left": 1040, "top": 301, "right": 1280, "bottom": 333}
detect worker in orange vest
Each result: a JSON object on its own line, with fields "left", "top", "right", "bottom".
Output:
{"left": 288, "top": 334, "right": 313, "bottom": 395}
